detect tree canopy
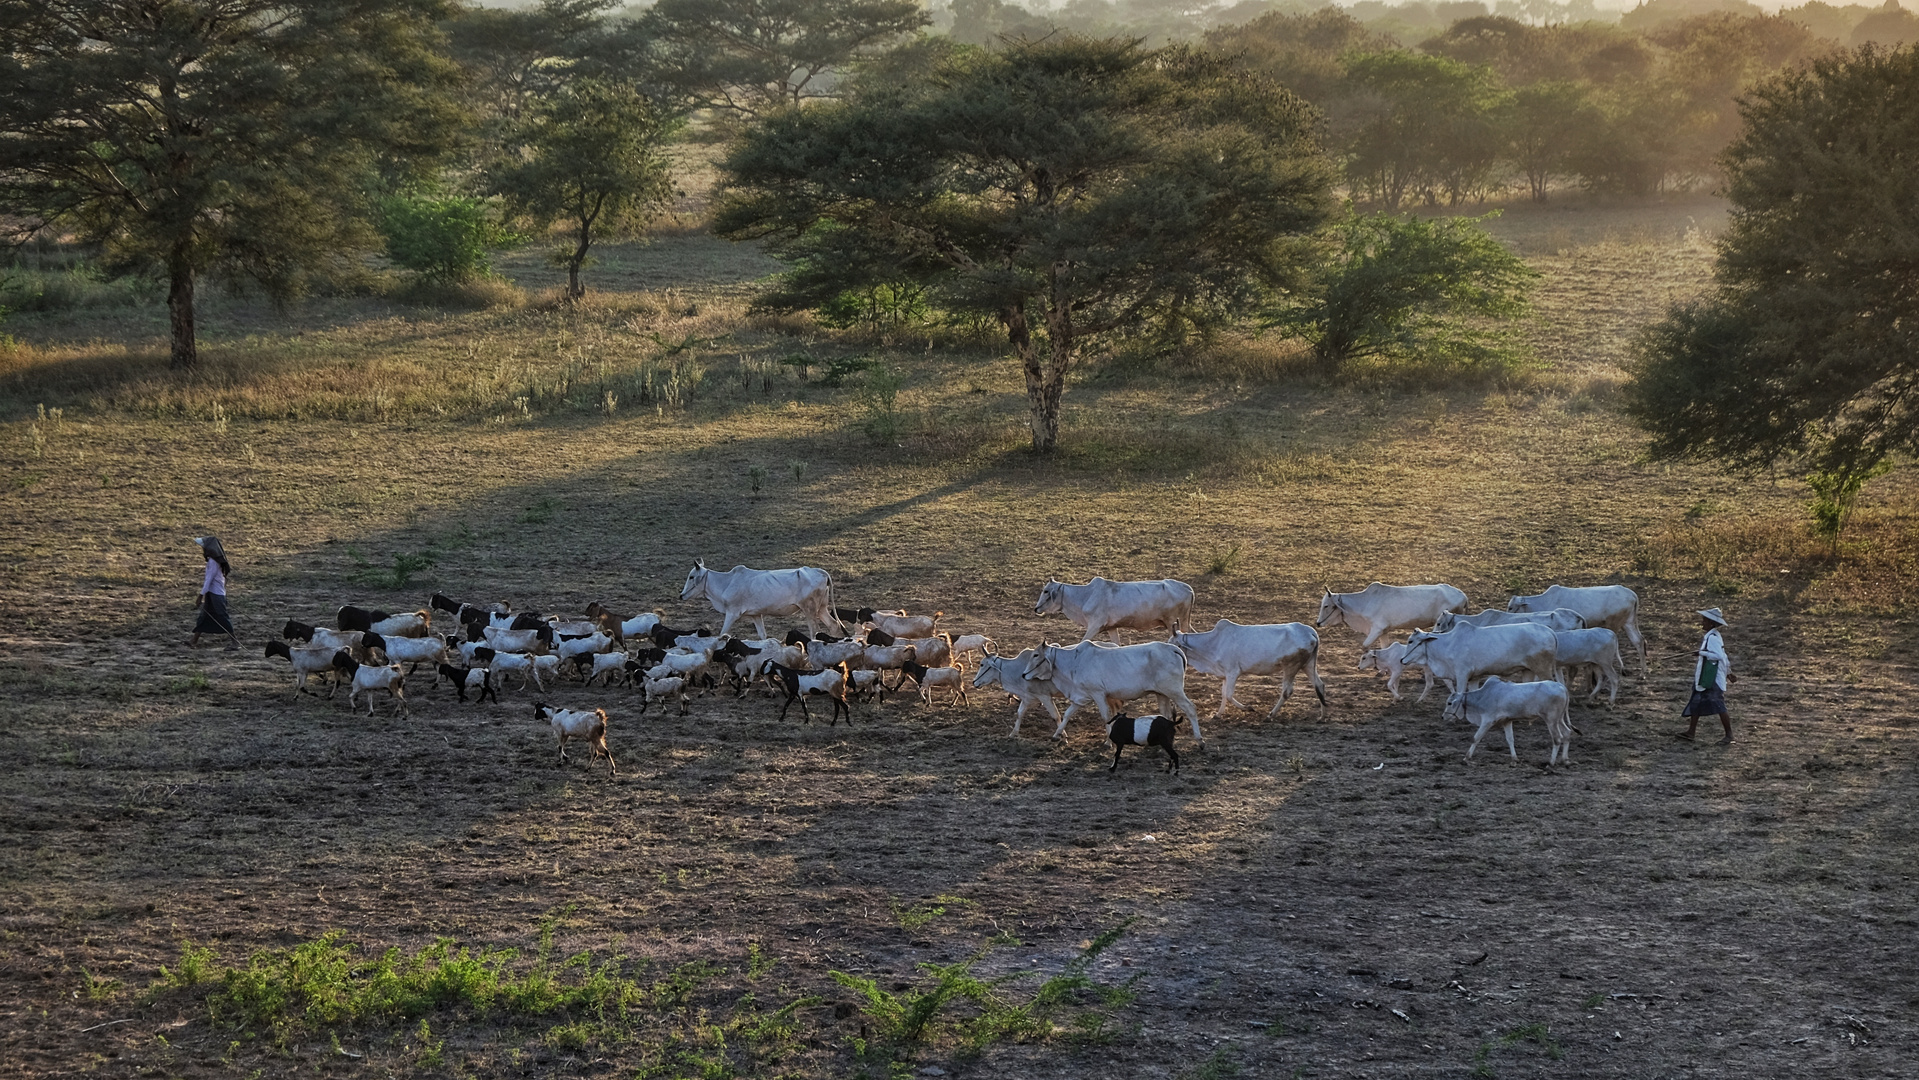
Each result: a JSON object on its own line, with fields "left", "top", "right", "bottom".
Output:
{"left": 715, "top": 35, "right": 1334, "bottom": 453}
{"left": 1626, "top": 44, "right": 1919, "bottom": 485}
{"left": 0, "top": 0, "right": 464, "bottom": 368}
{"left": 626, "top": 0, "right": 928, "bottom": 118}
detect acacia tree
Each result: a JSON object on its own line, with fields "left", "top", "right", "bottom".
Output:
{"left": 627, "top": 0, "right": 927, "bottom": 118}
{"left": 0, "top": 0, "right": 463, "bottom": 369}
{"left": 1626, "top": 45, "right": 1919, "bottom": 525}
{"left": 715, "top": 36, "right": 1334, "bottom": 453}
{"left": 488, "top": 78, "right": 676, "bottom": 301}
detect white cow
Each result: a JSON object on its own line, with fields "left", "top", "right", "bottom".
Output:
{"left": 1553, "top": 627, "right": 1625, "bottom": 706}
{"left": 1444, "top": 676, "right": 1573, "bottom": 765}
{"left": 680, "top": 562, "right": 844, "bottom": 639}
{"left": 1357, "top": 640, "right": 1432, "bottom": 702}
{"left": 1021, "top": 641, "right": 1205, "bottom": 744}
{"left": 1034, "top": 577, "right": 1195, "bottom": 641}
{"left": 1401, "top": 622, "right": 1558, "bottom": 700}
{"left": 1434, "top": 607, "right": 1586, "bottom": 633}
{"left": 1171, "top": 620, "right": 1327, "bottom": 720}
{"left": 972, "top": 650, "right": 1062, "bottom": 736}
{"left": 1316, "top": 583, "right": 1469, "bottom": 648}
{"left": 1508, "top": 585, "right": 1645, "bottom": 675}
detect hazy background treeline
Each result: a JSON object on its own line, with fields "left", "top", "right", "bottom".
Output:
{"left": 461, "top": 0, "right": 1919, "bottom": 207}
{"left": 933, "top": 0, "right": 1919, "bottom": 202}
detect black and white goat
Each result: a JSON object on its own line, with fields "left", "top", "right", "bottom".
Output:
{"left": 1106, "top": 712, "right": 1180, "bottom": 774}
{"left": 758, "top": 661, "right": 850, "bottom": 725}
{"left": 280, "top": 620, "right": 366, "bottom": 657}
{"left": 436, "top": 663, "right": 499, "bottom": 704}
{"left": 337, "top": 605, "right": 432, "bottom": 638}
{"left": 331, "top": 654, "right": 409, "bottom": 717}
{"left": 264, "top": 640, "right": 346, "bottom": 697}
{"left": 898, "top": 658, "right": 968, "bottom": 707}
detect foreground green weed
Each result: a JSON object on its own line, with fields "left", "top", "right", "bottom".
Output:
{"left": 834, "top": 918, "right": 1140, "bottom": 1076}
{"left": 153, "top": 920, "right": 814, "bottom": 1074}
{"left": 141, "top": 918, "right": 1140, "bottom": 1076}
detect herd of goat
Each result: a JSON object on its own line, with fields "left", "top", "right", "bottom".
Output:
{"left": 260, "top": 572, "right": 1651, "bottom": 777}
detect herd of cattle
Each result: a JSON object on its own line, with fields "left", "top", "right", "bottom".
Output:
{"left": 262, "top": 561, "right": 1650, "bottom": 776}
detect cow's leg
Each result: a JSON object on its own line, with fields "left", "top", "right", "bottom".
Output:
{"left": 1167, "top": 689, "right": 1205, "bottom": 746}
{"left": 717, "top": 611, "right": 738, "bottom": 638}
{"left": 1053, "top": 700, "right": 1083, "bottom": 740}
{"left": 1011, "top": 697, "right": 1029, "bottom": 736}
{"left": 1504, "top": 722, "right": 1518, "bottom": 760}
{"left": 1307, "top": 659, "right": 1329, "bottom": 715}
{"left": 1625, "top": 616, "right": 1648, "bottom": 676}
{"left": 1418, "top": 675, "right": 1439, "bottom": 704}
{"left": 1214, "top": 672, "right": 1238, "bottom": 721}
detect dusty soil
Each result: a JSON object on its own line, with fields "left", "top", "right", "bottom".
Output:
{"left": 2, "top": 193, "right": 1915, "bottom": 1079}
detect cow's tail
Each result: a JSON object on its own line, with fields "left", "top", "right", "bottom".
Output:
{"left": 1308, "top": 635, "right": 1328, "bottom": 707}
{"left": 826, "top": 571, "right": 847, "bottom": 635}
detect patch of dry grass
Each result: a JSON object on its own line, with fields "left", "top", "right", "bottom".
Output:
{"left": 1631, "top": 492, "right": 1919, "bottom": 615}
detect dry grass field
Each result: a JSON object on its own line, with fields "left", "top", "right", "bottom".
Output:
{"left": 2, "top": 190, "right": 1916, "bottom": 1080}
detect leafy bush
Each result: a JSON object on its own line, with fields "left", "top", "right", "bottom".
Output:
{"left": 1808, "top": 460, "right": 1892, "bottom": 548}
{"left": 1267, "top": 212, "right": 1537, "bottom": 377}
{"left": 818, "top": 282, "right": 929, "bottom": 331}
{"left": 379, "top": 195, "right": 517, "bottom": 283}
{"left": 852, "top": 365, "right": 904, "bottom": 445}
{"left": 0, "top": 265, "right": 154, "bottom": 312}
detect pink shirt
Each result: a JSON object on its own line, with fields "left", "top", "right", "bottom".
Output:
{"left": 202, "top": 559, "right": 227, "bottom": 597}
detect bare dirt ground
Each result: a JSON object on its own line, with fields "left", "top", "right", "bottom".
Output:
{"left": 2, "top": 192, "right": 1916, "bottom": 1079}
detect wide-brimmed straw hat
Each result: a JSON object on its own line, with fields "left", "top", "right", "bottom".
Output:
{"left": 1695, "top": 607, "right": 1728, "bottom": 626}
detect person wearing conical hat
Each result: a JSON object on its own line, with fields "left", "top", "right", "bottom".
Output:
{"left": 190, "top": 536, "right": 240, "bottom": 650}
{"left": 1680, "top": 607, "right": 1733, "bottom": 743}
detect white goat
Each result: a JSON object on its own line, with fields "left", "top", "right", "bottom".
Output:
{"left": 532, "top": 703, "right": 615, "bottom": 774}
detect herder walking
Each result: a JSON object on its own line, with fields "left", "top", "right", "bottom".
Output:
{"left": 1680, "top": 607, "right": 1734, "bottom": 743}
{"left": 190, "top": 535, "right": 240, "bottom": 649}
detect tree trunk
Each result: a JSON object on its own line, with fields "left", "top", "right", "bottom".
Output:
{"left": 568, "top": 217, "right": 591, "bottom": 301}
{"left": 1003, "top": 303, "right": 1052, "bottom": 454}
{"left": 168, "top": 248, "right": 197, "bottom": 370}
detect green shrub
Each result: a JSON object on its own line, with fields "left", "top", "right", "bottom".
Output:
{"left": 818, "top": 282, "right": 929, "bottom": 331}
{"left": 1807, "top": 460, "right": 1892, "bottom": 548}
{"left": 1267, "top": 212, "right": 1537, "bottom": 378}
{"left": 379, "top": 195, "right": 517, "bottom": 283}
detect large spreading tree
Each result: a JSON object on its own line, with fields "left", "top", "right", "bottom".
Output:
{"left": 1627, "top": 45, "right": 1919, "bottom": 504}
{"left": 715, "top": 36, "right": 1334, "bottom": 453}
{"left": 0, "top": 0, "right": 463, "bottom": 368}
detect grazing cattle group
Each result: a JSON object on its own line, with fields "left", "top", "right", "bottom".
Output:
{"left": 261, "top": 564, "right": 1662, "bottom": 777}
